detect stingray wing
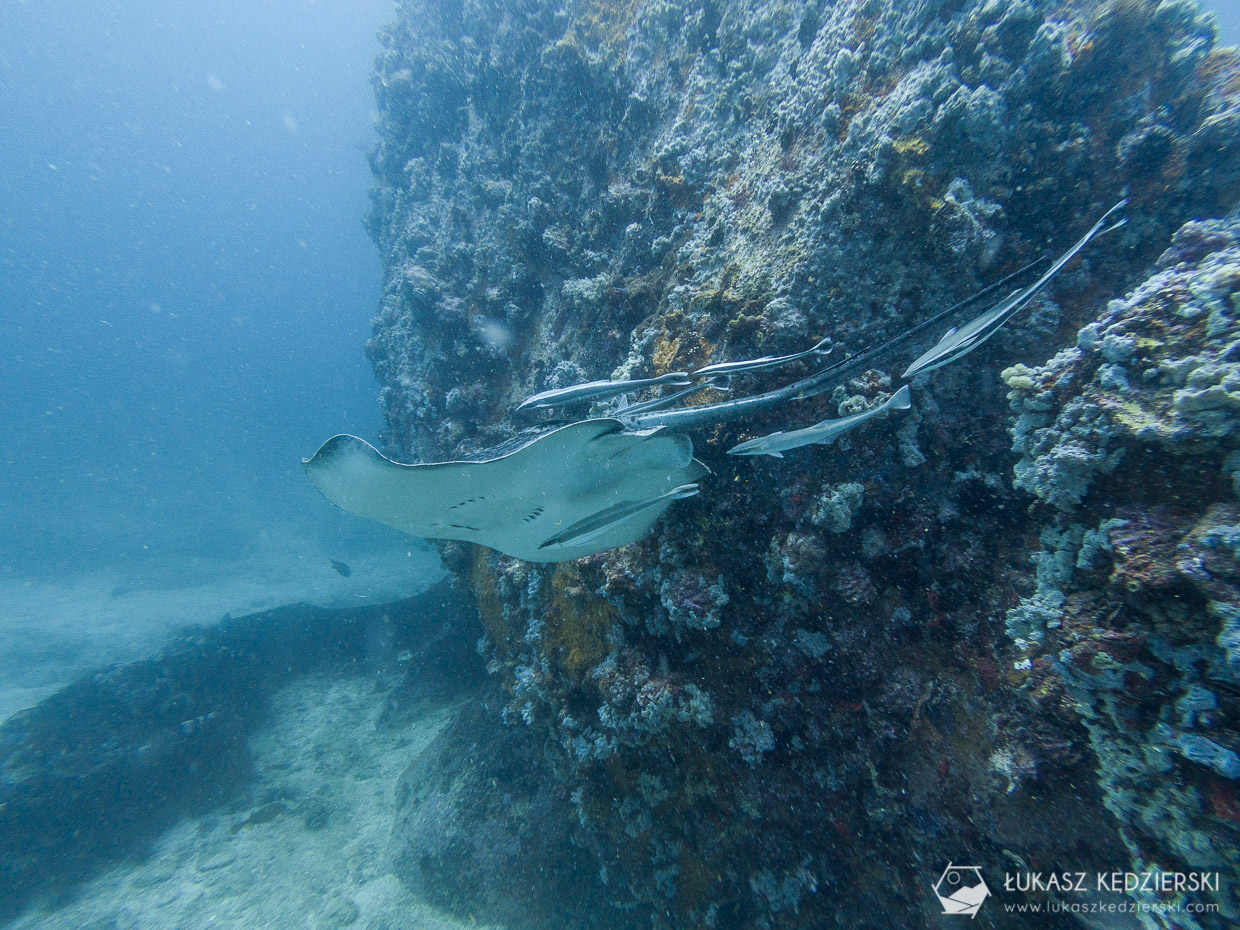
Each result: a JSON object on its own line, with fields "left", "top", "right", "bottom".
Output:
{"left": 302, "top": 419, "right": 707, "bottom": 562}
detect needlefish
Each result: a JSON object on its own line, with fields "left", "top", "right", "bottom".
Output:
{"left": 516, "top": 372, "right": 694, "bottom": 412}
{"left": 727, "top": 385, "right": 912, "bottom": 458}
{"left": 619, "top": 255, "right": 1051, "bottom": 432}
{"left": 903, "top": 200, "right": 1127, "bottom": 378}
{"left": 611, "top": 377, "right": 731, "bottom": 417}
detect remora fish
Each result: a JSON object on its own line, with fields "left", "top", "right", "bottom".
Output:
{"left": 537, "top": 484, "right": 701, "bottom": 550}
{"left": 517, "top": 372, "right": 693, "bottom": 412}
{"left": 623, "top": 258, "right": 1047, "bottom": 432}
{"left": 694, "top": 336, "right": 834, "bottom": 378}
{"left": 903, "top": 200, "right": 1127, "bottom": 379}
{"left": 728, "top": 385, "right": 912, "bottom": 458}
{"left": 614, "top": 377, "right": 731, "bottom": 420}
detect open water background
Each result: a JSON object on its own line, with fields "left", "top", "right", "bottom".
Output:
{"left": 0, "top": 0, "right": 399, "bottom": 579}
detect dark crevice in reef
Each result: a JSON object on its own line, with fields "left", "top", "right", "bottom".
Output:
{"left": 366, "top": 0, "right": 1240, "bottom": 926}
{"left": 0, "top": 580, "right": 485, "bottom": 922}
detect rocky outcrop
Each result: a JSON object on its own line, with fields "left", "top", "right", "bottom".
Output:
{"left": 1002, "top": 209, "right": 1240, "bottom": 919}
{"left": 369, "top": 0, "right": 1240, "bottom": 926}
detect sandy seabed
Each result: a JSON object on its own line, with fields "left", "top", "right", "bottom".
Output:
{"left": 4, "top": 671, "right": 504, "bottom": 930}
{"left": 1, "top": 470, "right": 512, "bottom": 928}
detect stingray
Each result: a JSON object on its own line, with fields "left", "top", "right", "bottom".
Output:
{"left": 303, "top": 419, "right": 708, "bottom": 562}
{"left": 307, "top": 204, "right": 1123, "bottom": 563}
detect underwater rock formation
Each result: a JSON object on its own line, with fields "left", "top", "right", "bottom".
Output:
{"left": 1002, "top": 207, "right": 1240, "bottom": 922}
{"left": 367, "top": 0, "right": 1240, "bottom": 926}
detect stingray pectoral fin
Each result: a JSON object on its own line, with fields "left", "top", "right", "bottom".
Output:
{"left": 304, "top": 435, "right": 423, "bottom": 527}
{"left": 589, "top": 425, "right": 696, "bottom": 473}
{"left": 686, "top": 458, "right": 712, "bottom": 482}
{"left": 538, "top": 484, "right": 700, "bottom": 553}
{"left": 303, "top": 433, "right": 494, "bottom": 538}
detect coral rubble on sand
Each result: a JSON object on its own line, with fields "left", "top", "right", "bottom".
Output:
{"left": 365, "top": 0, "right": 1240, "bottom": 926}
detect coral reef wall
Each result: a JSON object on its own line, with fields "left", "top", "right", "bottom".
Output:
{"left": 366, "top": 0, "right": 1240, "bottom": 926}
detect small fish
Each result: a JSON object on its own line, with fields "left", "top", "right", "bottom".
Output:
{"left": 903, "top": 200, "right": 1126, "bottom": 379}
{"left": 178, "top": 711, "right": 216, "bottom": 736}
{"left": 728, "top": 385, "right": 912, "bottom": 458}
{"left": 694, "top": 336, "right": 834, "bottom": 378}
{"left": 230, "top": 801, "right": 288, "bottom": 835}
{"left": 537, "top": 484, "right": 700, "bottom": 550}
{"left": 614, "top": 377, "right": 731, "bottom": 420}
{"left": 516, "top": 372, "right": 694, "bottom": 412}
{"left": 330, "top": 559, "right": 352, "bottom": 577}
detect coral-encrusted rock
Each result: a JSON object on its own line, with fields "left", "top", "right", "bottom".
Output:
{"left": 1003, "top": 210, "right": 1240, "bottom": 925}
{"left": 370, "top": 0, "right": 1240, "bottom": 926}
{"left": 1004, "top": 208, "right": 1240, "bottom": 512}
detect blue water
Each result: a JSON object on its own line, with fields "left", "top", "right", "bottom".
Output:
{"left": 2, "top": 0, "right": 1234, "bottom": 580}
{"left": 1215, "top": 2, "right": 1239, "bottom": 45}
{"left": 2, "top": 0, "right": 1236, "bottom": 570}
{"left": 0, "top": 1, "right": 450, "bottom": 725}
{"left": 0, "top": 0, "right": 401, "bottom": 577}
